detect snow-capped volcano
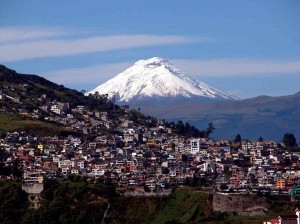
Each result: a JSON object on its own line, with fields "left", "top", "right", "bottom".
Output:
{"left": 88, "top": 57, "right": 239, "bottom": 102}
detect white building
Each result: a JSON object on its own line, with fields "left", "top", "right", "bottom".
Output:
{"left": 190, "top": 139, "right": 200, "bottom": 154}
{"left": 50, "top": 105, "right": 62, "bottom": 115}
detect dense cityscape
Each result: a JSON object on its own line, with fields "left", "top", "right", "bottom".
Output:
{"left": 1, "top": 1, "right": 300, "bottom": 223}
{"left": 1, "top": 81, "right": 300, "bottom": 223}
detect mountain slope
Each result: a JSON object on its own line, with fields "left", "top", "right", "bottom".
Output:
{"left": 0, "top": 64, "right": 118, "bottom": 135}
{"left": 0, "top": 64, "right": 115, "bottom": 111}
{"left": 137, "top": 92, "right": 300, "bottom": 141}
{"left": 88, "top": 57, "right": 238, "bottom": 102}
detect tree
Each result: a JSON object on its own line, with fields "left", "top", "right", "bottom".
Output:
{"left": 184, "top": 122, "right": 191, "bottom": 132}
{"left": 234, "top": 134, "right": 242, "bottom": 143}
{"left": 282, "top": 133, "right": 297, "bottom": 148}
{"left": 94, "top": 91, "right": 100, "bottom": 100}
{"left": 258, "top": 136, "right": 264, "bottom": 142}
{"left": 220, "top": 183, "right": 228, "bottom": 191}
{"left": 175, "top": 120, "right": 185, "bottom": 135}
{"left": 205, "top": 122, "right": 215, "bottom": 138}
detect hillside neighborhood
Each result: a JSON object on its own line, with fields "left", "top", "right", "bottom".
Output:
{"left": 1, "top": 89, "right": 300, "bottom": 201}
{"left": 1, "top": 65, "right": 300, "bottom": 223}
{"left": 2, "top": 1, "right": 300, "bottom": 223}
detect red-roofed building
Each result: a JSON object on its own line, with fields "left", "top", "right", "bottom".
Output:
{"left": 263, "top": 218, "right": 280, "bottom": 224}
{"left": 263, "top": 209, "right": 300, "bottom": 224}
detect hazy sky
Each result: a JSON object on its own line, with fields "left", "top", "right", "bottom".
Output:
{"left": 1, "top": 0, "right": 300, "bottom": 98}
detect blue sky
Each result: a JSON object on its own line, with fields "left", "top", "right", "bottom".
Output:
{"left": 0, "top": 0, "right": 300, "bottom": 98}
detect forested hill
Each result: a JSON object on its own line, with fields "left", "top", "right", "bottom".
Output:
{"left": 0, "top": 64, "right": 115, "bottom": 111}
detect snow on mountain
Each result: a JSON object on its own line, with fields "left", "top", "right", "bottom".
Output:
{"left": 87, "top": 57, "right": 239, "bottom": 102}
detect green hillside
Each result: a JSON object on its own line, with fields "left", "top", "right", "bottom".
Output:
{"left": 1, "top": 180, "right": 299, "bottom": 224}
{"left": 0, "top": 112, "right": 72, "bottom": 136}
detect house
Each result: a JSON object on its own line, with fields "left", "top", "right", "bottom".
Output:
{"left": 275, "top": 178, "right": 286, "bottom": 189}
{"left": 37, "top": 175, "right": 44, "bottom": 184}
{"left": 58, "top": 160, "right": 74, "bottom": 168}
{"left": 50, "top": 105, "right": 62, "bottom": 115}
{"left": 122, "top": 120, "right": 133, "bottom": 128}
{"left": 71, "top": 168, "right": 79, "bottom": 175}
{"left": 92, "top": 169, "right": 105, "bottom": 177}
{"left": 263, "top": 218, "right": 280, "bottom": 224}
{"left": 77, "top": 160, "right": 85, "bottom": 169}
{"left": 61, "top": 167, "right": 70, "bottom": 175}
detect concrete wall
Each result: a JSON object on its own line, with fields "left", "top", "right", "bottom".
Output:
{"left": 213, "top": 192, "right": 267, "bottom": 216}
{"left": 121, "top": 189, "right": 172, "bottom": 197}
{"left": 22, "top": 183, "right": 44, "bottom": 194}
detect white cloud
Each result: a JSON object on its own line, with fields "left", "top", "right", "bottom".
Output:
{"left": 172, "top": 59, "right": 300, "bottom": 77}
{"left": 0, "top": 27, "right": 68, "bottom": 44}
{"left": 0, "top": 33, "right": 199, "bottom": 62}
{"left": 45, "top": 62, "right": 133, "bottom": 86}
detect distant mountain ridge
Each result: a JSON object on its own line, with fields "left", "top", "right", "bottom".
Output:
{"left": 135, "top": 92, "right": 300, "bottom": 141}
{"left": 88, "top": 57, "right": 238, "bottom": 103}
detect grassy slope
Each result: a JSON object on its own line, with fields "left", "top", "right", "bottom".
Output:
{"left": 108, "top": 189, "right": 212, "bottom": 224}
{"left": 0, "top": 112, "right": 69, "bottom": 136}
{"left": 0, "top": 180, "right": 299, "bottom": 224}
{"left": 151, "top": 189, "right": 210, "bottom": 224}
{"left": 22, "top": 181, "right": 117, "bottom": 224}
{"left": 108, "top": 188, "right": 300, "bottom": 224}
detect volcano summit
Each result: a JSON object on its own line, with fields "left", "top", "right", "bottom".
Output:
{"left": 88, "top": 57, "right": 238, "bottom": 103}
